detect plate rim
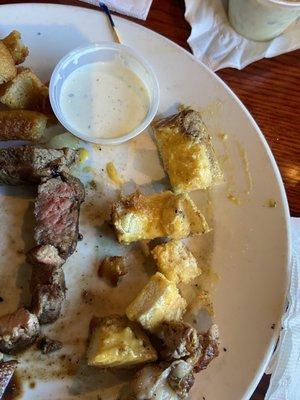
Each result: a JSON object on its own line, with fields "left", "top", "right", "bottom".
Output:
{"left": 0, "top": 3, "right": 291, "bottom": 399}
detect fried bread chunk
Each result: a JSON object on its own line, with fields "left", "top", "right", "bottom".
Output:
{"left": 0, "top": 42, "right": 17, "bottom": 84}
{"left": 0, "top": 67, "right": 48, "bottom": 110}
{"left": 154, "top": 108, "right": 223, "bottom": 193}
{"left": 151, "top": 240, "right": 200, "bottom": 284}
{"left": 111, "top": 191, "right": 209, "bottom": 244}
{"left": 2, "top": 30, "right": 28, "bottom": 65}
{"left": 126, "top": 272, "right": 187, "bottom": 331}
{"left": 87, "top": 315, "right": 157, "bottom": 368}
{"left": 0, "top": 110, "right": 47, "bottom": 140}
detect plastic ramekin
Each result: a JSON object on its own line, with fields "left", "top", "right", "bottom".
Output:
{"left": 49, "top": 42, "right": 160, "bottom": 145}
{"left": 228, "top": 0, "right": 300, "bottom": 41}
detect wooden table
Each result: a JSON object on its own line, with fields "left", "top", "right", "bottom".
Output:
{"left": 1, "top": 1, "right": 299, "bottom": 398}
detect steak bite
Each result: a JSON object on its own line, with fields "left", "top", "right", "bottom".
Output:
{"left": 0, "top": 360, "right": 18, "bottom": 398}
{"left": 30, "top": 264, "right": 66, "bottom": 324}
{"left": 194, "top": 324, "right": 219, "bottom": 372}
{"left": 0, "top": 307, "right": 39, "bottom": 354}
{"left": 27, "top": 244, "right": 65, "bottom": 269}
{"left": 0, "top": 145, "right": 77, "bottom": 185}
{"left": 38, "top": 337, "right": 62, "bottom": 354}
{"left": 34, "top": 172, "right": 85, "bottom": 259}
{"left": 155, "top": 321, "right": 201, "bottom": 362}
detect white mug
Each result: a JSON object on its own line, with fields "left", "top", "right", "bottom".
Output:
{"left": 228, "top": 0, "right": 300, "bottom": 41}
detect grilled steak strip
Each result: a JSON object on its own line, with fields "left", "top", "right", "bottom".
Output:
{"left": 156, "top": 321, "right": 201, "bottom": 362}
{"left": 30, "top": 263, "right": 66, "bottom": 324}
{"left": 0, "top": 145, "right": 77, "bottom": 185}
{"left": 0, "top": 307, "right": 39, "bottom": 354}
{"left": 0, "top": 360, "right": 18, "bottom": 398}
{"left": 34, "top": 172, "right": 85, "bottom": 259}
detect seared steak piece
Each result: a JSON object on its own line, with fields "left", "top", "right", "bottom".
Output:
{"left": 0, "top": 307, "right": 39, "bottom": 354}
{"left": 27, "top": 244, "right": 65, "bottom": 268}
{"left": 0, "top": 360, "right": 18, "bottom": 398}
{"left": 34, "top": 172, "right": 85, "bottom": 259}
{"left": 156, "top": 321, "right": 201, "bottom": 362}
{"left": 155, "top": 321, "right": 219, "bottom": 372}
{"left": 38, "top": 337, "right": 62, "bottom": 354}
{"left": 30, "top": 263, "right": 66, "bottom": 324}
{"left": 194, "top": 324, "right": 219, "bottom": 372}
{"left": 0, "top": 145, "right": 77, "bottom": 185}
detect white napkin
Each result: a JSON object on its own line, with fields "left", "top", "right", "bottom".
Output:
{"left": 79, "top": 0, "right": 153, "bottom": 20}
{"left": 265, "top": 217, "right": 300, "bottom": 400}
{"left": 184, "top": 0, "right": 300, "bottom": 71}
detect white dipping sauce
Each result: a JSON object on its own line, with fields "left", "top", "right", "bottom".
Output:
{"left": 60, "top": 61, "right": 150, "bottom": 139}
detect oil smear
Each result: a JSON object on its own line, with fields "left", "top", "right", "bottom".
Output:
{"left": 218, "top": 133, "right": 253, "bottom": 205}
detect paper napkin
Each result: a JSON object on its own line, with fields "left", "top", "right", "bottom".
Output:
{"left": 265, "top": 218, "right": 300, "bottom": 400}
{"left": 79, "top": 0, "right": 153, "bottom": 20}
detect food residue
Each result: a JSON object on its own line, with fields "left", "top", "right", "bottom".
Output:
{"left": 87, "top": 180, "right": 97, "bottom": 191}
{"left": 218, "top": 133, "right": 228, "bottom": 141}
{"left": 106, "top": 162, "right": 123, "bottom": 186}
{"left": 267, "top": 199, "right": 277, "bottom": 208}
{"left": 77, "top": 148, "right": 89, "bottom": 164}
{"left": 189, "top": 290, "right": 214, "bottom": 316}
{"left": 237, "top": 141, "right": 253, "bottom": 195}
{"left": 227, "top": 192, "right": 241, "bottom": 205}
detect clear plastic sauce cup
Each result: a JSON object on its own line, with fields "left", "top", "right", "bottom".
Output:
{"left": 49, "top": 43, "right": 160, "bottom": 145}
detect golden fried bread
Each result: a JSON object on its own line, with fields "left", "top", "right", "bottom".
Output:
{"left": 111, "top": 190, "right": 209, "bottom": 244}
{"left": 0, "top": 42, "right": 17, "bottom": 85}
{"left": 87, "top": 315, "right": 157, "bottom": 368}
{"left": 126, "top": 272, "right": 187, "bottom": 331}
{"left": 0, "top": 110, "right": 47, "bottom": 141}
{"left": 0, "top": 67, "right": 49, "bottom": 111}
{"left": 154, "top": 108, "right": 223, "bottom": 193}
{"left": 2, "top": 30, "right": 29, "bottom": 65}
{"left": 151, "top": 240, "right": 201, "bottom": 284}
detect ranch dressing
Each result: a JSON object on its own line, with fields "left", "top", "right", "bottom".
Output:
{"left": 60, "top": 61, "right": 150, "bottom": 139}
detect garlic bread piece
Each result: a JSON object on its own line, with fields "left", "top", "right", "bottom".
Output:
{"left": 126, "top": 272, "right": 187, "bottom": 331}
{"left": 111, "top": 191, "right": 209, "bottom": 244}
{"left": 0, "top": 110, "right": 47, "bottom": 141}
{"left": 154, "top": 108, "right": 223, "bottom": 193}
{"left": 0, "top": 42, "right": 17, "bottom": 84}
{"left": 2, "top": 30, "right": 29, "bottom": 65}
{"left": 0, "top": 67, "right": 48, "bottom": 110}
{"left": 151, "top": 240, "right": 200, "bottom": 284}
{"left": 87, "top": 315, "right": 157, "bottom": 368}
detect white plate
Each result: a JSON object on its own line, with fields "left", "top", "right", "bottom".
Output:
{"left": 0, "top": 4, "right": 290, "bottom": 400}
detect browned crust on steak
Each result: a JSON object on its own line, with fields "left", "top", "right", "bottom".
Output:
{"left": 30, "top": 264, "right": 66, "bottom": 324}
{"left": 0, "top": 360, "right": 18, "bottom": 398}
{"left": 0, "top": 307, "right": 39, "bottom": 354}
{"left": 194, "top": 324, "right": 219, "bottom": 372}
{"left": 0, "top": 146, "right": 77, "bottom": 185}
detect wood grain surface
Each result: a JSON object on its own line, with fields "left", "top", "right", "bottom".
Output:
{"left": 0, "top": 1, "right": 299, "bottom": 399}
